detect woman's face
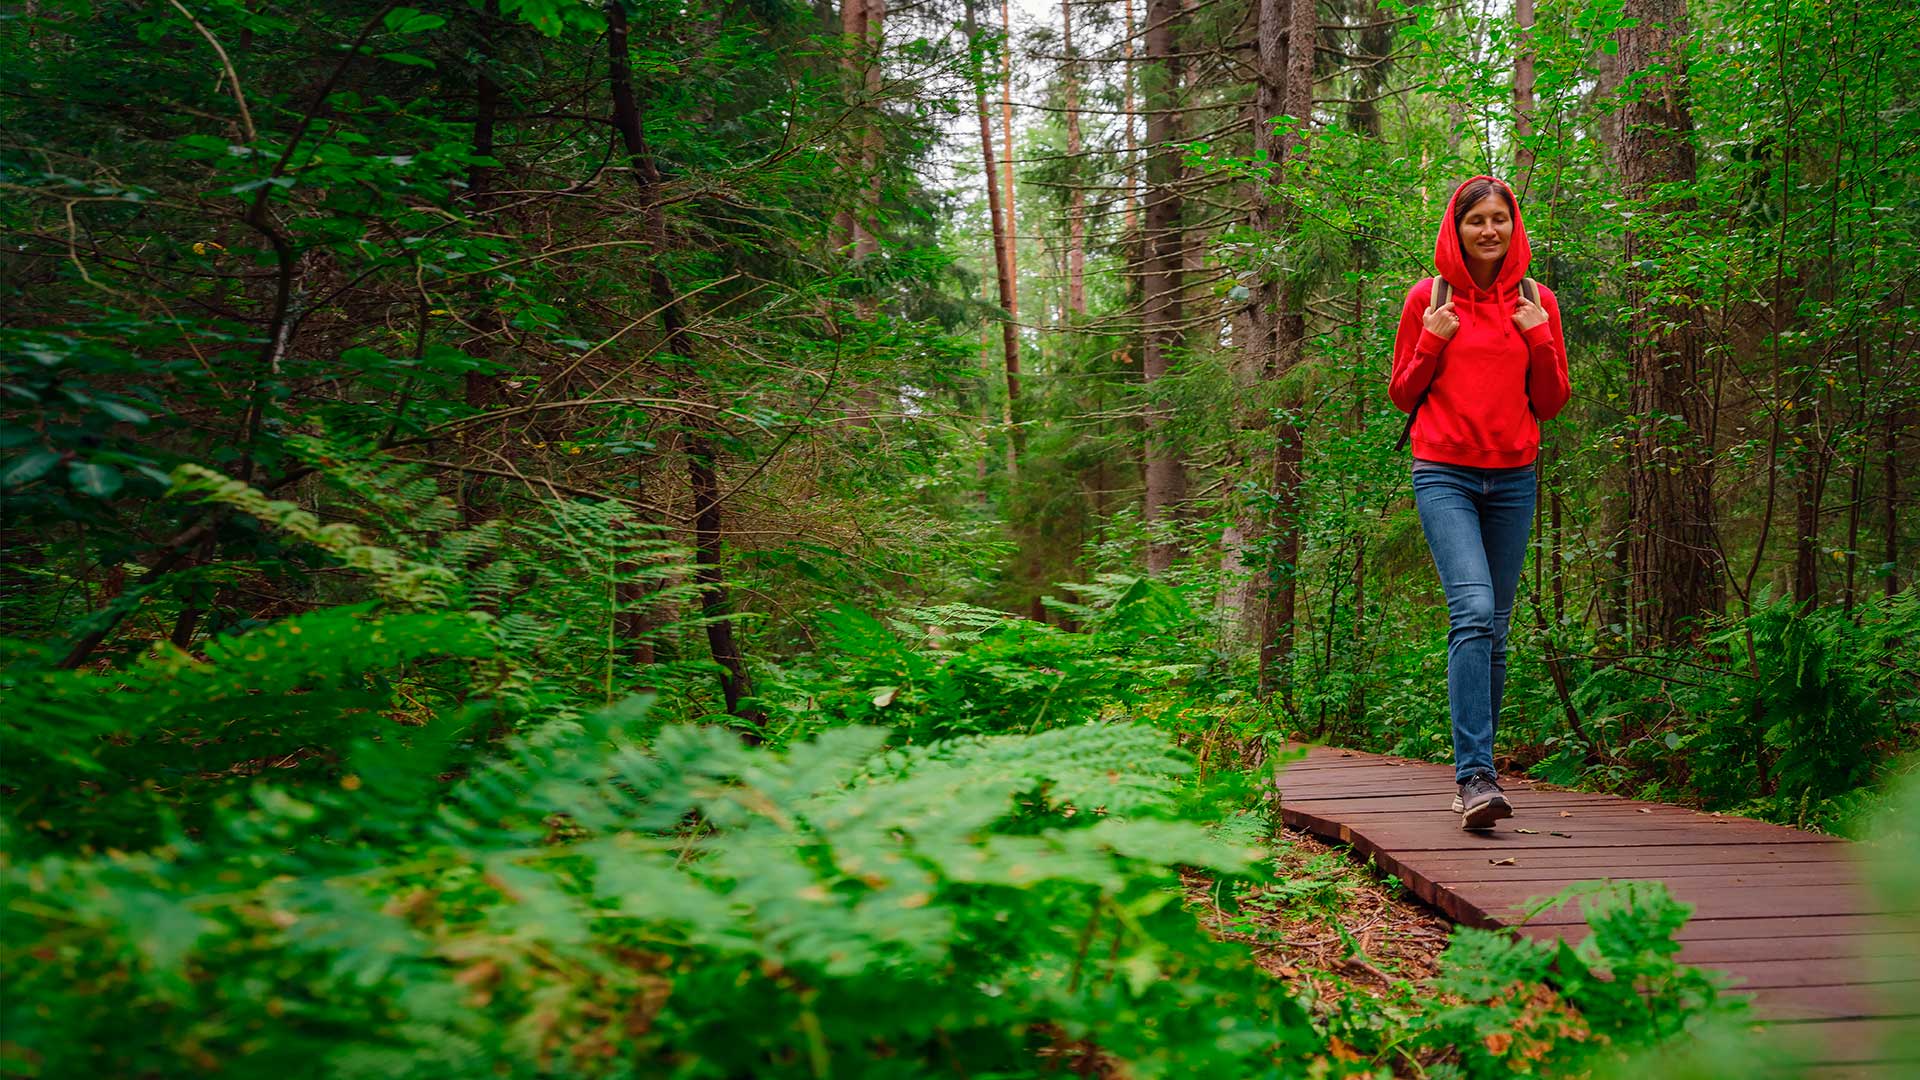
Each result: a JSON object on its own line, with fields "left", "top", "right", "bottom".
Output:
{"left": 1457, "top": 192, "right": 1513, "bottom": 266}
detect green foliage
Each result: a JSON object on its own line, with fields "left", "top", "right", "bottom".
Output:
{"left": 2, "top": 604, "right": 493, "bottom": 854}
{"left": 1502, "top": 589, "right": 1920, "bottom": 832}
{"left": 6, "top": 0, "right": 1913, "bottom": 1071}
{"left": 2, "top": 691, "right": 1324, "bottom": 1078}
{"left": 1423, "top": 881, "right": 1744, "bottom": 1075}
{"left": 769, "top": 574, "right": 1215, "bottom": 742}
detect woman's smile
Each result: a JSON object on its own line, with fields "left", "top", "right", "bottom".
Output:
{"left": 1457, "top": 192, "right": 1514, "bottom": 267}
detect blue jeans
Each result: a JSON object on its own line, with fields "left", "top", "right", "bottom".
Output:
{"left": 1411, "top": 460, "right": 1537, "bottom": 783}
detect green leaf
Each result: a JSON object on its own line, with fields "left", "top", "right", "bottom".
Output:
{"left": 383, "top": 7, "right": 444, "bottom": 33}
{"left": 2, "top": 449, "right": 61, "bottom": 487}
{"left": 67, "top": 461, "right": 124, "bottom": 497}
{"left": 95, "top": 400, "right": 150, "bottom": 425}
{"left": 378, "top": 51, "right": 436, "bottom": 68}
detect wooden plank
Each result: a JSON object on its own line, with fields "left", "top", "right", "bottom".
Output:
{"left": 1275, "top": 787, "right": 1568, "bottom": 804}
{"left": 1302, "top": 797, "right": 1791, "bottom": 819}
{"left": 1758, "top": 999, "right": 1920, "bottom": 1030}
{"left": 1514, "top": 914, "right": 1917, "bottom": 940}
{"left": 1314, "top": 810, "right": 1835, "bottom": 837}
{"left": 1674, "top": 934, "right": 1920, "bottom": 965}
{"left": 1435, "top": 868, "right": 1864, "bottom": 889}
{"left": 1305, "top": 807, "right": 1827, "bottom": 834}
{"left": 1283, "top": 819, "right": 1837, "bottom": 850}
{"left": 1797, "top": 1060, "right": 1920, "bottom": 1076}
{"left": 1410, "top": 846, "right": 1860, "bottom": 871}
{"left": 1477, "top": 885, "right": 1894, "bottom": 922}
{"left": 1706, "top": 958, "right": 1920, "bottom": 989}
{"left": 1473, "top": 879, "right": 1883, "bottom": 908}
{"left": 1747, "top": 986, "right": 1913, "bottom": 1023}
{"left": 1286, "top": 794, "right": 1657, "bottom": 812}
{"left": 1282, "top": 801, "right": 1823, "bottom": 835}
{"left": 1280, "top": 757, "right": 1430, "bottom": 769}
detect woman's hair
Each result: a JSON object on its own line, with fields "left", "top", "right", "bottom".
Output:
{"left": 1451, "top": 178, "right": 1517, "bottom": 231}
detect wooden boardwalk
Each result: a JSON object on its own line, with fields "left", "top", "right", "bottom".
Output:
{"left": 1276, "top": 746, "right": 1920, "bottom": 1075}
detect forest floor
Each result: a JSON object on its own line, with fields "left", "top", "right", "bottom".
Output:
{"left": 1191, "top": 826, "right": 1454, "bottom": 997}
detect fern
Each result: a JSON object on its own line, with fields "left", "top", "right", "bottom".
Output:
{"left": 2, "top": 697, "right": 1316, "bottom": 1078}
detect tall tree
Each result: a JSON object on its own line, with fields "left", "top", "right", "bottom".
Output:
{"left": 837, "top": 0, "right": 885, "bottom": 262}
{"left": 606, "top": 0, "right": 762, "bottom": 735}
{"left": 1140, "top": 0, "right": 1187, "bottom": 573}
{"left": 1000, "top": 0, "right": 1020, "bottom": 324}
{"left": 1616, "top": 0, "right": 1723, "bottom": 644}
{"left": 1512, "top": 0, "right": 1537, "bottom": 194}
{"left": 1123, "top": 0, "right": 1139, "bottom": 237}
{"left": 1250, "top": 0, "right": 1317, "bottom": 702}
{"left": 1061, "top": 0, "right": 1086, "bottom": 317}
{"left": 965, "top": 0, "right": 1023, "bottom": 471}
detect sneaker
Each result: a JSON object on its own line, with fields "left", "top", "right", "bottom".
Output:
{"left": 1457, "top": 773, "right": 1512, "bottom": 830}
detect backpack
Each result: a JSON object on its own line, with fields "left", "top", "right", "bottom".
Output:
{"left": 1394, "top": 276, "right": 1540, "bottom": 453}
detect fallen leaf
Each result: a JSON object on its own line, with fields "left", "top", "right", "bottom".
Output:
{"left": 1271, "top": 963, "right": 1300, "bottom": 977}
{"left": 1638, "top": 808, "right": 1653, "bottom": 813}
{"left": 1484, "top": 1032, "right": 1513, "bottom": 1054}
{"left": 1550, "top": 831, "right": 1574, "bottom": 838}
{"left": 1515, "top": 827, "right": 1540, "bottom": 834}
{"left": 1558, "top": 811, "right": 1573, "bottom": 817}
{"left": 1490, "top": 857, "right": 1518, "bottom": 866}
{"left": 1329, "top": 1037, "right": 1362, "bottom": 1062}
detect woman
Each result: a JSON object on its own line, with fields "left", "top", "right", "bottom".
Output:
{"left": 1389, "top": 175, "right": 1571, "bottom": 830}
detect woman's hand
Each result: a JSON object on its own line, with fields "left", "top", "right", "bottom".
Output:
{"left": 1423, "top": 300, "right": 1458, "bottom": 340}
{"left": 1512, "top": 295, "right": 1548, "bottom": 332}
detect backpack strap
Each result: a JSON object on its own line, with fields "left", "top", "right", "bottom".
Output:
{"left": 1396, "top": 276, "right": 1449, "bottom": 453}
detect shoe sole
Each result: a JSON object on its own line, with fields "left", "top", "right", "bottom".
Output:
{"left": 1462, "top": 796, "right": 1512, "bottom": 831}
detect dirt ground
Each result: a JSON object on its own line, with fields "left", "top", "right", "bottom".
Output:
{"left": 1188, "top": 825, "right": 1455, "bottom": 999}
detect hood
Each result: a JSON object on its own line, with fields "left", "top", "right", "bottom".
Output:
{"left": 1434, "top": 174, "right": 1532, "bottom": 297}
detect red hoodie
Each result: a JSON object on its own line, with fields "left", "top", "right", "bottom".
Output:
{"left": 1389, "top": 175, "right": 1571, "bottom": 468}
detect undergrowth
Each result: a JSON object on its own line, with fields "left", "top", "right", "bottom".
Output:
{"left": 0, "top": 465, "right": 1820, "bottom": 1077}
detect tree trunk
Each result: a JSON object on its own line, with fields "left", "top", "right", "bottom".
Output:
{"left": 1887, "top": 391, "right": 1903, "bottom": 599}
{"left": 460, "top": 0, "right": 507, "bottom": 523}
{"left": 1062, "top": 0, "right": 1085, "bottom": 317}
{"left": 1512, "top": 0, "right": 1537, "bottom": 196}
{"left": 1791, "top": 401, "right": 1826, "bottom": 610}
{"left": 1141, "top": 0, "right": 1187, "bottom": 573}
{"left": 1617, "top": 0, "right": 1723, "bottom": 645}
{"left": 999, "top": 0, "right": 1019, "bottom": 323}
{"left": 688, "top": 437, "right": 759, "bottom": 732}
{"left": 836, "top": 0, "right": 883, "bottom": 260}
{"left": 607, "top": 0, "right": 762, "bottom": 734}
{"left": 1123, "top": 0, "right": 1138, "bottom": 237}
{"left": 965, "top": 0, "right": 1023, "bottom": 472}
{"left": 1252, "top": 0, "right": 1315, "bottom": 704}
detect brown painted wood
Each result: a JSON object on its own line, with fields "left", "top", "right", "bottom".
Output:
{"left": 1674, "top": 934, "right": 1920, "bottom": 965}
{"left": 1474, "top": 880, "right": 1881, "bottom": 910}
{"left": 1417, "top": 846, "right": 1860, "bottom": 870}
{"left": 1275, "top": 744, "right": 1920, "bottom": 1063}
{"left": 1427, "top": 860, "right": 1862, "bottom": 880}
{"left": 1707, "top": 958, "right": 1919, "bottom": 989}
{"left": 1759, "top": 1017, "right": 1920, "bottom": 1056}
